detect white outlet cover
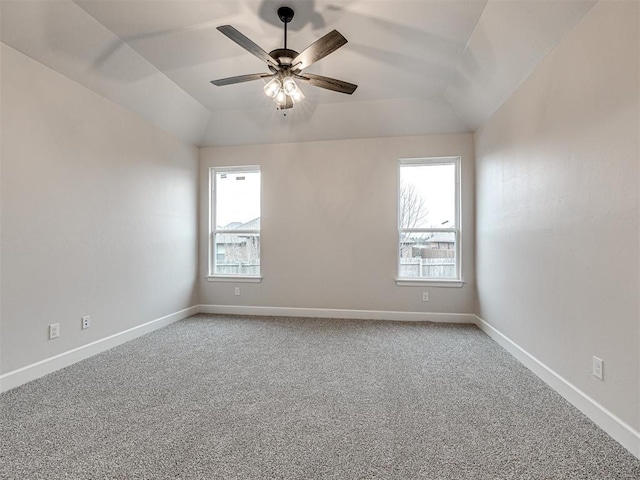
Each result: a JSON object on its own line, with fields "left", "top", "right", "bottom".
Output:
{"left": 49, "top": 323, "right": 60, "bottom": 339}
{"left": 592, "top": 356, "right": 603, "bottom": 380}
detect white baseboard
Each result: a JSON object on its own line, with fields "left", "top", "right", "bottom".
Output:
{"left": 0, "top": 305, "right": 473, "bottom": 394}
{"left": 474, "top": 315, "right": 640, "bottom": 460}
{"left": 4, "top": 304, "right": 637, "bottom": 461}
{"left": 0, "top": 306, "right": 199, "bottom": 394}
{"left": 197, "top": 304, "right": 476, "bottom": 324}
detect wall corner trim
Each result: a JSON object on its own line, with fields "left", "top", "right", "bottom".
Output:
{"left": 473, "top": 315, "right": 640, "bottom": 460}
{"left": 197, "top": 304, "right": 476, "bottom": 323}
{"left": 0, "top": 306, "right": 199, "bottom": 394}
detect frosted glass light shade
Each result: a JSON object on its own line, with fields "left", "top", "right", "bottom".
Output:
{"left": 282, "top": 77, "right": 304, "bottom": 102}
{"left": 263, "top": 78, "right": 282, "bottom": 98}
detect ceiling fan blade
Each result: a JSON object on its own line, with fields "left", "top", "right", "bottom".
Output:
{"left": 211, "top": 73, "right": 274, "bottom": 86}
{"left": 217, "top": 25, "right": 279, "bottom": 69}
{"left": 292, "top": 30, "right": 347, "bottom": 70}
{"left": 295, "top": 73, "right": 358, "bottom": 94}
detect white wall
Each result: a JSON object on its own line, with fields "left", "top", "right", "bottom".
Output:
{"left": 0, "top": 44, "right": 199, "bottom": 375}
{"left": 474, "top": 0, "right": 639, "bottom": 431}
{"left": 199, "top": 134, "right": 475, "bottom": 314}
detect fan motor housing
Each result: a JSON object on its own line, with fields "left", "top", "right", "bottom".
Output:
{"left": 268, "top": 48, "right": 300, "bottom": 70}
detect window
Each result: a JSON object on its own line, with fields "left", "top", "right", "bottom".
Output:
{"left": 397, "top": 157, "right": 461, "bottom": 285}
{"left": 209, "top": 167, "right": 261, "bottom": 280}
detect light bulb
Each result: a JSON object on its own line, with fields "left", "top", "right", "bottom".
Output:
{"left": 290, "top": 86, "right": 305, "bottom": 103}
{"left": 263, "top": 78, "right": 282, "bottom": 98}
{"left": 282, "top": 77, "right": 297, "bottom": 95}
{"left": 282, "top": 77, "right": 304, "bottom": 102}
{"left": 274, "top": 89, "right": 287, "bottom": 105}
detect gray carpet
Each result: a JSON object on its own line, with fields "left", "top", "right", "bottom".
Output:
{"left": 1, "top": 314, "right": 639, "bottom": 479}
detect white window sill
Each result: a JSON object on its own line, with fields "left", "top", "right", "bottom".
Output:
{"left": 206, "top": 275, "right": 262, "bottom": 283}
{"left": 395, "top": 278, "right": 465, "bottom": 288}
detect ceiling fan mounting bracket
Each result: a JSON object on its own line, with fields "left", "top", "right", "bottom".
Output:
{"left": 277, "top": 6, "right": 294, "bottom": 24}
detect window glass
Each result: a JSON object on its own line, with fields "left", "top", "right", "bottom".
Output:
{"left": 399, "top": 163, "right": 455, "bottom": 229}
{"left": 399, "top": 232, "right": 456, "bottom": 279}
{"left": 211, "top": 168, "right": 261, "bottom": 277}
{"left": 398, "top": 159, "right": 459, "bottom": 281}
{"left": 215, "top": 171, "right": 261, "bottom": 228}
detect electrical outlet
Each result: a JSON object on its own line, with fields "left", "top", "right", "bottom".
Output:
{"left": 234, "top": 287, "right": 240, "bottom": 296}
{"left": 49, "top": 323, "right": 60, "bottom": 340}
{"left": 592, "top": 356, "right": 603, "bottom": 380}
{"left": 422, "top": 292, "right": 429, "bottom": 302}
{"left": 82, "top": 316, "right": 90, "bottom": 329}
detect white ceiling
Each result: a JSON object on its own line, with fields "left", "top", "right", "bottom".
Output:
{"left": 0, "top": 0, "right": 597, "bottom": 147}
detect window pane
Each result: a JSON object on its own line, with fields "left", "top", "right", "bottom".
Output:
{"left": 215, "top": 171, "right": 260, "bottom": 228}
{"left": 214, "top": 233, "right": 260, "bottom": 275}
{"left": 399, "top": 232, "right": 456, "bottom": 279}
{"left": 399, "top": 163, "right": 455, "bottom": 229}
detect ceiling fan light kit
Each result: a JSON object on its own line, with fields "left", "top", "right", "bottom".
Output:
{"left": 211, "top": 6, "right": 357, "bottom": 111}
{"left": 263, "top": 69, "right": 304, "bottom": 108}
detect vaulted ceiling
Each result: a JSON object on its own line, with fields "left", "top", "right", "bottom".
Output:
{"left": 1, "top": 0, "right": 597, "bottom": 146}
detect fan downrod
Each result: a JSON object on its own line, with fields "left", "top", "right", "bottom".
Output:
{"left": 277, "top": 6, "right": 294, "bottom": 50}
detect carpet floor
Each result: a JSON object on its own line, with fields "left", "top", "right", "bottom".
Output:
{"left": 1, "top": 314, "right": 639, "bottom": 479}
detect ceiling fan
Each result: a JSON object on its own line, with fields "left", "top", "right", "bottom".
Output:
{"left": 211, "top": 6, "right": 357, "bottom": 110}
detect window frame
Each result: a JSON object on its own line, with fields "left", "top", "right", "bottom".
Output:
{"left": 396, "top": 156, "right": 463, "bottom": 287}
{"left": 207, "top": 165, "right": 262, "bottom": 283}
